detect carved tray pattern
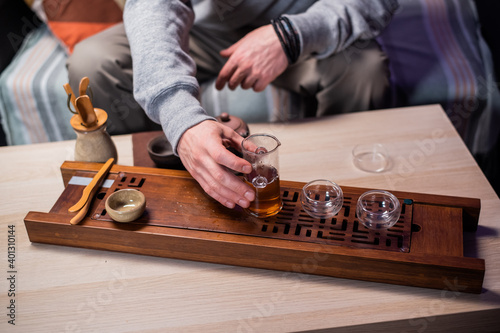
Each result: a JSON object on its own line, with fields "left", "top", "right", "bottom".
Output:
{"left": 90, "top": 172, "right": 412, "bottom": 253}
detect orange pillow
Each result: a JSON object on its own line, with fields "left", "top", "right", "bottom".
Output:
{"left": 43, "top": 0, "right": 122, "bottom": 54}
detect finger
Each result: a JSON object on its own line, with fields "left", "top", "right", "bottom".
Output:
{"left": 181, "top": 131, "right": 254, "bottom": 206}
{"left": 228, "top": 69, "right": 247, "bottom": 90}
{"left": 219, "top": 128, "right": 254, "bottom": 170}
{"left": 253, "top": 79, "right": 268, "bottom": 92}
{"left": 179, "top": 153, "right": 237, "bottom": 208}
{"left": 176, "top": 121, "right": 255, "bottom": 208}
{"left": 240, "top": 136, "right": 260, "bottom": 155}
{"left": 220, "top": 40, "right": 239, "bottom": 57}
{"left": 215, "top": 61, "right": 237, "bottom": 90}
{"left": 219, "top": 45, "right": 235, "bottom": 58}
{"left": 211, "top": 171, "right": 254, "bottom": 208}
{"left": 213, "top": 140, "right": 252, "bottom": 174}
{"left": 241, "top": 76, "right": 257, "bottom": 90}
{"left": 193, "top": 158, "right": 254, "bottom": 208}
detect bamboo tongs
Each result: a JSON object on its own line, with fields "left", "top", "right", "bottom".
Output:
{"left": 68, "top": 157, "right": 115, "bottom": 225}
{"left": 64, "top": 77, "right": 98, "bottom": 128}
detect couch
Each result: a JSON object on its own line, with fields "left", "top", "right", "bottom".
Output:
{"left": 1, "top": 0, "right": 499, "bottom": 191}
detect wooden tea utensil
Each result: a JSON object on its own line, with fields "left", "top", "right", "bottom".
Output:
{"left": 68, "top": 157, "right": 114, "bottom": 213}
{"left": 63, "top": 83, "right": 77, "bottom": 110}
{"left": 75, "top": 95, "right": 98, "bottom": 127}
{"left": 79, "top": 76, "right": 90, "bottom": 97}
{"left": 63, "top": 76, "right": 90, "bottom": 112}
{"left": 69, "top": 184, "right": 99, "bottom": 225}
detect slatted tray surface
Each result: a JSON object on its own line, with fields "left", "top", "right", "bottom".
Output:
{"left": 90, "top": 172, "right": 413, "bottom": 253}
{"left": 24, "top": 162, "right": 485, "bottom": 293}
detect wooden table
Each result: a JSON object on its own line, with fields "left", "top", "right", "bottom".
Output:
{"left": 1, "top": 105, "right": 500, "bottom": 332}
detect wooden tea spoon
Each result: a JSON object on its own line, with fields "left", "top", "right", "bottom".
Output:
{"left": 68, "top": 157, "right": 115, "bottom": 213}
{"left": 69, "top": 183, "right": 100, "bottom": 225}
{"left": 79, "top": 76, "right": 90, "bottom": 97}
{"left": 75, "top": 95, "right": 98, "bottom": 127}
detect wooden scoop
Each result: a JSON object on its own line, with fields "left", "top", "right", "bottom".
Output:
{"left": 68, "top": 157, "right": 115, "bottom": 213}
{"left": 63, "top": 76, "right": 90, "bottom": 112}
{"left": 79, "top": 76, "right": 90, "bottom": 97}
{"left": 69, "top": 184, "right": 99, "bottom": 225}
{"left": 75, "top": 95, "right": 98, "bottom": 127}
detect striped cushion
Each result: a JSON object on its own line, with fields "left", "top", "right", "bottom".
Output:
{"left": 0, "top": 24, "right": 74, "bottom": 145}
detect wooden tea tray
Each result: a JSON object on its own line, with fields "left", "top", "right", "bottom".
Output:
{"left": 24, "top": 161, "right": 485, "bottom": 293}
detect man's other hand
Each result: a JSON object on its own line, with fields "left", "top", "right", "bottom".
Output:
{"left": 216, "top": 24, "right": 288, "bottom": 92}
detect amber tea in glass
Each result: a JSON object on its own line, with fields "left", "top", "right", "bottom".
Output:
{"left": 244, "top": 164, "right": 281, "bottom": 217}
{"left": 242, "top": 134, "right": 282, "bottom": 218}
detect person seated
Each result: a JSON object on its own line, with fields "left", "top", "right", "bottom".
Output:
{"left": 67, "top": 0, "right": 399, "bottom": 209}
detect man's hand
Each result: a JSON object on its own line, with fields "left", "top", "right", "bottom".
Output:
{"left": 177, "top": 120, "right": 255, "bottom": 209}
{"left": 215, "top": 24, "right": 288, "bottom": 92}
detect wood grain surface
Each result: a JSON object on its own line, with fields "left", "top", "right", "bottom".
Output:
{"left": 2, "top": 105, "right": 500, "bottom": 332}
{"left": 24, "top": 161, "right": 484, "bottom": 293}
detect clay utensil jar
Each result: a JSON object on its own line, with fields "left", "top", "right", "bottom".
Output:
{"left": 70, "top": 95, "right": 117, "bottom": 163}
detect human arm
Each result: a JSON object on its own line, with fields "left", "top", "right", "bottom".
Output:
{"left": 215, "top": 0, "right": 399, "bottom": 91}
{"left": 124, "top": 0, "right": 208, "bottom": 151}
{"left": 124, "top": 0, "right": 255, "bottom": 208}
{"left": 285, "top": 0, "right": 399, "bottom": 59}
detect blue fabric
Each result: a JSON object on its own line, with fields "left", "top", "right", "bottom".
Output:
{"left": 376, "top": 0, "right": 500, "bottom": 154}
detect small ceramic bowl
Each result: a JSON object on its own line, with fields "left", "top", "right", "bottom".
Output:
{"left": 105, "top": 189, "right": 146, "bottom": 223}
{"left": 147, "top": 134, "right": 184, "bottom": 169}
{"left": 301, "top": 179, "right": 344, "bottom": 219}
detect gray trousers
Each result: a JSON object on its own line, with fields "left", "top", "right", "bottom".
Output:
{"left": 67, "top": 23, "right": 391, "bottom": 134}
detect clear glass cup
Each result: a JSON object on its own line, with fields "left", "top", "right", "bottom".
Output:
{"left": 241, "top": 133, "right": 282, "bottom": 218}
{"left": 352, "top": 143, "right": 390, "bottom": 173}
{"left": 301, "top": 179, "right": 344, "bottom": 219}
{"left": 356, "top": 190, "right": 401, "bottom": 230}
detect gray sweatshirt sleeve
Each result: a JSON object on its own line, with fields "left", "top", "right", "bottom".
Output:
{"left": 285, "top": 0, "right": 399, "bottom": 59}
{"left": 124, "top": 0, "right": 215, "bottom": 154}
{"left": 123, "top": 0, "right": 398, "bottom": 154}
